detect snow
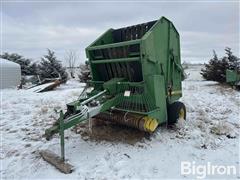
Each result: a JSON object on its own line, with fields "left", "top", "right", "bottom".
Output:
{"left": 1, "top": 65, "right": 239, "bottom": 179}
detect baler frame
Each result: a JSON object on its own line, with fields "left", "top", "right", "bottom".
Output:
{"left": 43, "top": 17, "right": 186, "bottom": 172}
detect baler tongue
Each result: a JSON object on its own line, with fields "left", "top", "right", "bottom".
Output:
{"left": 45, "top": 78, "right": 159, "bottom": 140}
{"left": 45, "top": 89, "right": 108, "bottom": 140}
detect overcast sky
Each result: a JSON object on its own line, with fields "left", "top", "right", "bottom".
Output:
{"left": 1, "top": 1, "right": 239, "bottom": 65}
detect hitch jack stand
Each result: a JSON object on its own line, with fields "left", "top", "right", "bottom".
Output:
{"left": 40, "top": 111, "right": 73, "bottom": 174}
{"left": 59, "top": 110, "right": 65, "bottom": 161}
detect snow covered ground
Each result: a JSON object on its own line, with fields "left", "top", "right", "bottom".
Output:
{"left": 1, "top": 65, "right": 239, "bottom": 179}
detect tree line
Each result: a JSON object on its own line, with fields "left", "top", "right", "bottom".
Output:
{"left": 0, "top": 49, "right": 91, "bottom": 84}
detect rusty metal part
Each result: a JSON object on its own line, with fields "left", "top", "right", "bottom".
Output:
{"left": 94, "top": 110, "right": 158, "bottom": 132}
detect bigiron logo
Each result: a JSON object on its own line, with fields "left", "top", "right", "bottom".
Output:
{"left": 181, "top": 161, "right": 238, "bottom": 179}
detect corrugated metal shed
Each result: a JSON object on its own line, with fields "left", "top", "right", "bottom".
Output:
{"left": 0, "top": 58, "right": 21, "bottom": 89}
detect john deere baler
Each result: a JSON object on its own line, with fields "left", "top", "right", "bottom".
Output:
{"left": 45, "top": 17, "right": 186, "bottom": 161}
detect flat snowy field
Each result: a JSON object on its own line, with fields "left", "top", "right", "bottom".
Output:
{"left": 1, "top": 65, "right": 239, "bottom": 179}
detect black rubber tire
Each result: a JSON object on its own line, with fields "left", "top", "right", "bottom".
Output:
{"left": 167, "top": 101, "right": 186, "bottom": 125}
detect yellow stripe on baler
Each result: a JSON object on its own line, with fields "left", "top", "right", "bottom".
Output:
{"left": 168, "top": 90, "right": 182, "bottom": 96}
{"left": 143, "top": 117, "right": 159, "bottom": 132}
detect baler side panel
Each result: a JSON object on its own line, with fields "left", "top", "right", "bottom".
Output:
{"left": 145, "top": 75, "right": 167, "bottom": 123}
{"left": 168, "top": 21, "right": 182, "bottom": 103}
{"left": 141, "top": 19, "right": 169, "bottom": 78}
{"left": 141, "top": 17, "right": 183, "bottom": 122}
{"left": 141, "top": 18, "right": 170, "bottom": 123}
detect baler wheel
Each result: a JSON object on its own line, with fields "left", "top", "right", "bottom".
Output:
{"left": 167, "top": 101, "right": 186, "bottom": 124}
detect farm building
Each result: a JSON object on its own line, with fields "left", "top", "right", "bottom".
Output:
{"left": 0, "top": 58, "right": 21, "bottom": 89}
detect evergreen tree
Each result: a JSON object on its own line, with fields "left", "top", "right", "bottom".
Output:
{"left": 29, "top": 62, "right": 38, "bottom": 75}
{"left": 201, "top": 48, "right": 240, "bottom": 83}
{"left": 38, "top": 49, "right": 68, "bottom": 83}
{"left": 224, "top": 47, "right": 240, "bottom": 71}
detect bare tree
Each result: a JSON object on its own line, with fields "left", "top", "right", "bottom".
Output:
{"left": 78, "top": 61, "right": 91, "bottom": 83}
{"left": 65, "top": 50, "right": 77, "bottom": 78}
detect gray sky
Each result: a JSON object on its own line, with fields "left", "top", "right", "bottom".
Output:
{"left": 1, "top": 1, "right": 239, "bottom": 65}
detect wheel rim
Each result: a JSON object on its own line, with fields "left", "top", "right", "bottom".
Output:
{"left": 179, "top": 108, "right": 185, "bottom": 119}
